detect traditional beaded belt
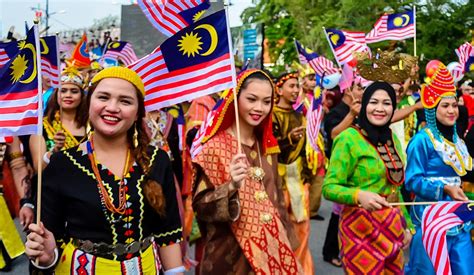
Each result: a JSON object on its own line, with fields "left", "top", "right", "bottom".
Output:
{"left": 72, "top": 236, "right": 153, "bottom": 259}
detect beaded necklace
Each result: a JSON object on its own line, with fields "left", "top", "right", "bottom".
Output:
{"left": 86, "top": 135, "right": 131, "bottom": 224}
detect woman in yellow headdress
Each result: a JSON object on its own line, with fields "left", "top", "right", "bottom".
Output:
{"left": 30, "top": 67, "right": 88, "bottom": 171}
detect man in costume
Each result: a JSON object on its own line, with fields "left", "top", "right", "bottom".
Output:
{"left": 272, "top": 72, "right": 314, "bottom": 274}
{"left": 294, "top": 65, "right": 325, "bottom": 220}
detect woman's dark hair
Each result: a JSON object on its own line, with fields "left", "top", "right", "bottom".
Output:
{"left": 46, "top": 87, "right": 88, "bottom": 128}
{"left": 87, "top": 81, "right": 166, "bottom": 216}
{"left": 238, "top": 71, "right": 274, "bottom": 98}
{"left": 236, "top": 71, "right": 275, "bottom": 140}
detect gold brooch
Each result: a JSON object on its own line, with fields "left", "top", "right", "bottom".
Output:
{"left": 254, "top": 191, "right": 268, "bottom": 202}
{"left": 260, "top": 213, "right": 272, "bottom": 223}
{"left": 249, "top": 167, "right": 265, "bottom": 182}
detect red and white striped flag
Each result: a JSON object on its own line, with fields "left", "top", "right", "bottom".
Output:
{"left": 366, "top": 10, "right": 415, "bottom": 44}
{"left": 129, "top": 9, "right": 235, "bottom": 111}
{"left": 190, "top": 89, "right": 231, "bottom": 159}
{"left": 325, "top": 28, "right": 371, "bottom": 66}
{"left": 103, "top": 41, "right": 138, "bottom": 66}
{"left": 294, "top": 39, "right": 338, "bottom": 76}
{"left": 310, "top": 56, "right": 338, "bottom": 76}
{"left": 138, "top": 0, "right": 210, "bottom": 37}
{"left": 0, "top": 48, "right": 9, "bottom": 68}
{"left": 306, "top": 95, "right": 323, "bottom": 152}
{"left": 0, "top": 26, "right": 42, "bottom": 137}
{"left": 422, "top": 201, "right": 474, "bottom": 275}
{"left": 1, "top": 36, "right": 60, "bottom": 88}
{"left": 455, "top": 42, "right": 474, "bottom": 73}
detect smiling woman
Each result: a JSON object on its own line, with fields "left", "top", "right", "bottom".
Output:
{"left": 25, "top": 67, "right": 184, "bottom": 274}
{"left": 29, "top": 67, "right": 87, "bottom": 172}
{"left": 323, "top": 81, "right": 415, "bottom": 274}
{"left": 192, "top": 69, "right": 303, "bottom": 274}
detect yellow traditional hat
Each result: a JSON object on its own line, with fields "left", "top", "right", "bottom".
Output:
{"left": 91, "top": 66, "right": 145, "bottom": 96}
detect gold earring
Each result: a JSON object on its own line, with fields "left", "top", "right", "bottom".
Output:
{"left": 133, "top": 124, "right": 139, "bottom": 148}
{"left": 86, "top": 120, "right": 93, "bottom": 138}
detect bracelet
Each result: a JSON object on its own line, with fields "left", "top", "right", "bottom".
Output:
{"left": 43, "top": 152, "right": 51, "bottom": 164}
{"left": 8, "top": 151, "right": 23, "bottom": 161}
{"left": 30, "top": 248, "right": 58, "bottom": 270}
{"left": 164, "top": 265, "right": 186, "bottom": 275}
{"left": 20, "top": 198, "right": 32, "bottom": 208}
{"left": 22, "top": 203, "right": 35, "bottom": 210}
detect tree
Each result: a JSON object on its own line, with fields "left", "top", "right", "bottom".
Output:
{"left": 241, "top": 0, "right": 473, "bottom": 75}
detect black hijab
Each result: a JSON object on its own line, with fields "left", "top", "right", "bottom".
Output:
{"left": 358, "top": 81, "right": 397, "bottom": 145}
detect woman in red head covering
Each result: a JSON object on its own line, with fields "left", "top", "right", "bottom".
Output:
{"left": 192, "top": 69, "right": 302, "bottom": 274}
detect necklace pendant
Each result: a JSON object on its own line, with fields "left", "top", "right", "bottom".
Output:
{"left": 387, "top": 190, "right": 399, "bottom": 203}
{"left": 249, "top": 166, "right": 265, "bottom": 182}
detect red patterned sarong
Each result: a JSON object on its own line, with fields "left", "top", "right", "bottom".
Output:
{"left": 339, "top": 206, "right": 405, "bottom": 275}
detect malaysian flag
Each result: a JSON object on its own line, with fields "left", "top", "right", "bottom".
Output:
{"left": 455, "top": 42, "right": 474, "bottom": 73}
{"left": 138, "top": 0, "right": 210, "bottom": 37}
{"left": 422, "top": 201, "right": 474, "bottom": 275}
{"left": 294, "top": 39, "right": 338, "bottom": 76}
{"left": 324, "top": 28, "right": 371, "bottom": 66}
{"left": 305, "top": 84, "right": 324, "bottom": 174}
{"left": 39, "top": 36, "right": 60, "bottom": 88}
{"left": 0, "top": 26, "right": 42, "bottom": 137}
{"left": 190, "top": 89, "right": 231, "bottom": 159}
{"left": 103, "top": 41, "right": 138, "bottom": 66}
{"left": 366, "top": 10, "right": 415, "bottom": 44}
{"left": 1, "top": 36, "right": 60, "bottom": 88}
{"left": 129, "top": 10, "right": 235, "bottom": 111}
{"left": 0, "top": 48, "right": 9, "bottom": 68}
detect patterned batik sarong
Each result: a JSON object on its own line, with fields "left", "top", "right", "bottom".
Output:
{"left": 339, "top": 206, "right": 406, "bottom": 275}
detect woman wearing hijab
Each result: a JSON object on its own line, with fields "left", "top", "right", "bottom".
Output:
{"left": 405, "top": 63, "right": 472, "bottom": 274}
{"left": 192, "top": 69, "right": 302, "bottom": 274}
{"left": 323, "top": 81, "right": 414, "bottom": 274}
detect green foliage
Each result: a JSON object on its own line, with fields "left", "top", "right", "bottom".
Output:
{"left": 241, "top": 0, "right": 473, "bottom": 75}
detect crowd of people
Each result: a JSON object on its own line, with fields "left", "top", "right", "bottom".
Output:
{"left": 0, "top": 46, "right": 473, "bottom": 275}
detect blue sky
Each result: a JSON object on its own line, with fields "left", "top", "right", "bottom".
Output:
{"left": 0, "top": 0, "right": 253, "bottom": 38}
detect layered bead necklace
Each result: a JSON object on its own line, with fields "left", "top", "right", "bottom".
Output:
{"left": 86, "top": 135, "right": 131, "bottom": 224}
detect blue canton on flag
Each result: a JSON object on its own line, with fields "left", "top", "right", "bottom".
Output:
{"left": 294, "top": 39, "right": 338, "bottom": 76}
{"left": 178, "top": 1, "right": 210, "bottom": 25}
{"left": 0, "top": 36, "right": 60, "bottom": 88}
{"left": 129, "top": 9, "right": 235, "bottom": 111}
{"left": 366, "top": 10, "right": 415, "bottom": 43}
{"left": 325, "top": 28, "right": 370, "bottom": 66}
{"left": 387, "top": 10, "right": 414, "bottom": 30}
{"left": 0, "top": 26, "right": 41, "bottom": 137}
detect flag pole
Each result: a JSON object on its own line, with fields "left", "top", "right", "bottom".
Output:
{"left": 389, "top": 200, "right": 474, "bottom": 206}
{"left": 413, "top": 5, "right": 417, "bottom": 57}
{"left": 100, "top": 37, "right": 111, "bottom": 65}
{"left": 224, "top": 5, "right": 241, "bottom": 153}
{"left": 34, "top": 21, "right": 44, "bottom": 229}
{"left": 55, "top": 33, "right": 63, "bottom": 133}
{"left": 322, "top": 27, "right": 342, "bottom": 68}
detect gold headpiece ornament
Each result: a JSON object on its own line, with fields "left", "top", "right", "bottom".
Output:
{"left": 60, "top": 66, "right": 84, "bottom": 88}
{"left": 293, "top": 62, "right": 315, "bottom": 79}
{"left": 355, "top": 50, "right": 418, "bottom": 84}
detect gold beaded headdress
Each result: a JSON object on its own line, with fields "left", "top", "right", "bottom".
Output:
{"left": 355, "top": 50, "right": 418, "bottom": 84}
{"left": 60, "top": 66, "right": 84, "bottom": 88}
